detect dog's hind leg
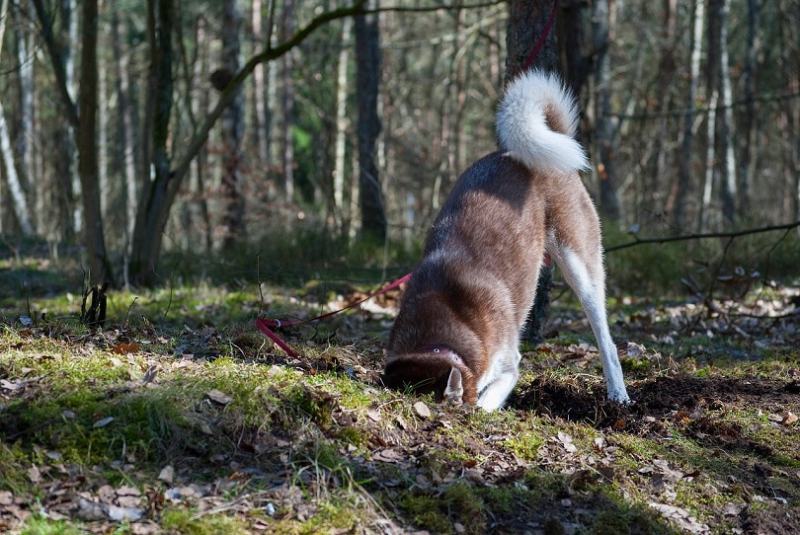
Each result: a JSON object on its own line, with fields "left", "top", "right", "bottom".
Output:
{"left": 550, "top": 245, "right": 630, "bottom": 403}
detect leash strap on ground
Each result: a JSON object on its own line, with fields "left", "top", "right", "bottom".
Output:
{"left": 255, "top": 272, "right": 412, "bottom": 357}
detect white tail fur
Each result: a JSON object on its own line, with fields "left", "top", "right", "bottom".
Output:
{"left": 496, "top": 70, "right": 588, "bottom": 173}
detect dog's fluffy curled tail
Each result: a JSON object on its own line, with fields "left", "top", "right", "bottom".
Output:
{"left": 497, "top": 70, "right": 588, "bottom": 174}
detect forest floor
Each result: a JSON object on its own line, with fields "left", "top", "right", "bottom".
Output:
{"left": 1, "top": 254, "right": 799, "bottom": 534}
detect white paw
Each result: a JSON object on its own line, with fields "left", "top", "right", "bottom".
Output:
{"left": 607, "top": 388, "right": 631, "bottom": 405}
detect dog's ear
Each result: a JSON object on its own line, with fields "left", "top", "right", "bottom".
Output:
{"left": 444, "top": 367, "right": 464, "bottom": 405}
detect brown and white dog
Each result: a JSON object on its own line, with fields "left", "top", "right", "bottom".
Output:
{"left": 383, "top": 70, "right": 629, "bottom": 411}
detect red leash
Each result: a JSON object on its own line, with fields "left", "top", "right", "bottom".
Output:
{"left": 521, "top": 0, "right": 559, "bottom": 72}
{"left": 256, "top": 272, "right": 412, "bottom": 357}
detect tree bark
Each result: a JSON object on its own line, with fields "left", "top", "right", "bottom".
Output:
{"left": 279, "top": 0, "right": 295, "bottom": 203}
{"left": 195, "top": 17, "right": 213, "bottom": 252}
{"left": 129, "top": 0, "right": 175, "bottom": 286}
{"left": 673, "top": 0, "right": 704, "bottom": 228}
{"left": 219, "top": 0, "right": 245, "bottom": 249}
{"left": 251, "top": 0, "right": 269, "bottom": 166}
{"left": 77, "top": 0, "right": 114, "bottom": 284}
{"left": 111, "top": 4, "right": 138, "bottom": 253}
{"left": 333, "top": 16, "right": 352, "bottom": 229}
{"left": 98, "top": 3, "right": 109, "bottom": 221}
{"left": 739, "top": 0, "right": 760, "bottom": 213}
{"left": 650, "top": 0, "right": 677, "bottom": 214}
{"left": 716, "top": 0, "right": 736, "bottom": 224}
{"left": 592, "top": 0, "right": 621, "bottom": 221}
{"left": 14, "top": 3, "right": 35, "bottom": 226}
{"left": 0, "top": 103, "right": 34, "bottom": 235}
{"left": 354, "top": 0, "right": 386, "bottom": 242}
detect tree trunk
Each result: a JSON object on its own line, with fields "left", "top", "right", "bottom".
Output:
{"left": 506, "top": 0, "right": 559, "bottom": 77}
{"left": 0, "top": 102, "right": 34, "bottom": 235}
{"left": 66, "top": 0, "right": 82, "bottom": 234}
{"left": 77, "top": 0, "right": 113, "bottom": 284}
{"left": 592, "top": 0, "right": 621, "bottom": 221}
{"left": 251, "top": 0, "right": 269, "bottom": 166}
{"left": 219, "top": 0, "right": 245, "bottom": 249}
{"left": 333, "top": 16, "right": 352, "bottom": 229}
{"left": 14, "top": 4, "right": 35, "bottom": 227}
{"left": 650, "top": 0, "right": 677, "bottom": 214}
{"left": 739, "top": 0, "right": 760, "bottom": 213}
{"left": 111, "top": 4, "right": 138, "bottom": 253}
{"left": 354, "top": 0, "right": 386, "bottom": 242}
{"left": 279, "top": 0, "right": 295, "bottom": 203}
{"left": 716, "top": 0, "right": 736, "bottom": 224}
{"left": 53, "top": 0, "right": 76, "bottom": 240}
{"left": 558, "top": 0, "right": 590, "bottom": 97}
{"left": 673, "top": 0, "right": 704, "bottom": 228}
{"left": 98, "top": 5, "right": 109, "bottom": 221}
{"left": 700, "top": 0, "right": 721, "bottom": 232}
{"left": 129, "top": 0, "right": 175, "bottom": 286}
{"left": 194, "top": 17, "right": 213, "bottom": 252}
{"left": 0, "top": 1, "right": 32, "bottom": 235}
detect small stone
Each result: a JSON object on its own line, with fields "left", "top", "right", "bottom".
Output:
{"left": 107, "top": 505, "right": 144, "bottom": 522}
{"left": 205, "top": 389, "right": 233, "bottom": 405}
{"left": 93, "top": 416, "right": 115, "bottom": 428}
{"left": 158, "top": 465, "right": 175, "bottom": 484}
{"left": 413, "top": 401, "right": 431, "bottom": 419}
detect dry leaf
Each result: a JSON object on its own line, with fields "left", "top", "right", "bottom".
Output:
{"left": 783, "top": 412, "right": 798, "bottom": 426}
{"left": 112, "top": 342, "right": 141, "bottom": 355}
{"left": 27, "top": 465, "right": 41, "bottom": 483}
{"left": 374, "top": 448, "right": 404, "bottom": 463}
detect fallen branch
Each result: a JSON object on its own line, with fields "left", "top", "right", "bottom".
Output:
{"left": 605, "top": 221, "right": 800, "bottom": 253}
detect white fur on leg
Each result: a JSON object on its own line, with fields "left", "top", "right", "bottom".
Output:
{"left": 551, "top": 247, "right": 630, "bottom": 403}
{"left": 477, "top": 371, "right": 519, "bottom": 412}
{"left": 476, "top": 348, "right": 521, "bottom": 411}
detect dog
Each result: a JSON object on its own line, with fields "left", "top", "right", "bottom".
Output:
{"left": 382, "top": 70, "right": 629, "bottom": 411}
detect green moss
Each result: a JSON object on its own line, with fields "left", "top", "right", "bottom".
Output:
{"left": 0, "top": 443, "right": 34, "bottom": 495}
{"left": 161, "top": 507, "right": 249, "bottom": 535}
{"left": 505, "top": 431, "right": 544, "bottom": 461}
{"left": 20, "top": 515, "right": 84, "bottom": 535}
{"left": 336, "top": 426, "right": 367, "bottom": 448}
{"left": 443, "top": 482, "right": 486, "bottom": 533}
{"left": 399, "top": 492, "right": 453, "bottom": 534}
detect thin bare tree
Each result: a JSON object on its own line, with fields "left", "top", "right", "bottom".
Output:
{"left": 354, "top": 0, "right": 386, "bottom": 242}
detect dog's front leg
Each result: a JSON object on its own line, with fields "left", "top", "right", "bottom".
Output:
{"left": 477, "top": 371, "right": 519, "bottom": 411}
{"left": 476, "top": 349, "right": 521, "bottom": 411}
